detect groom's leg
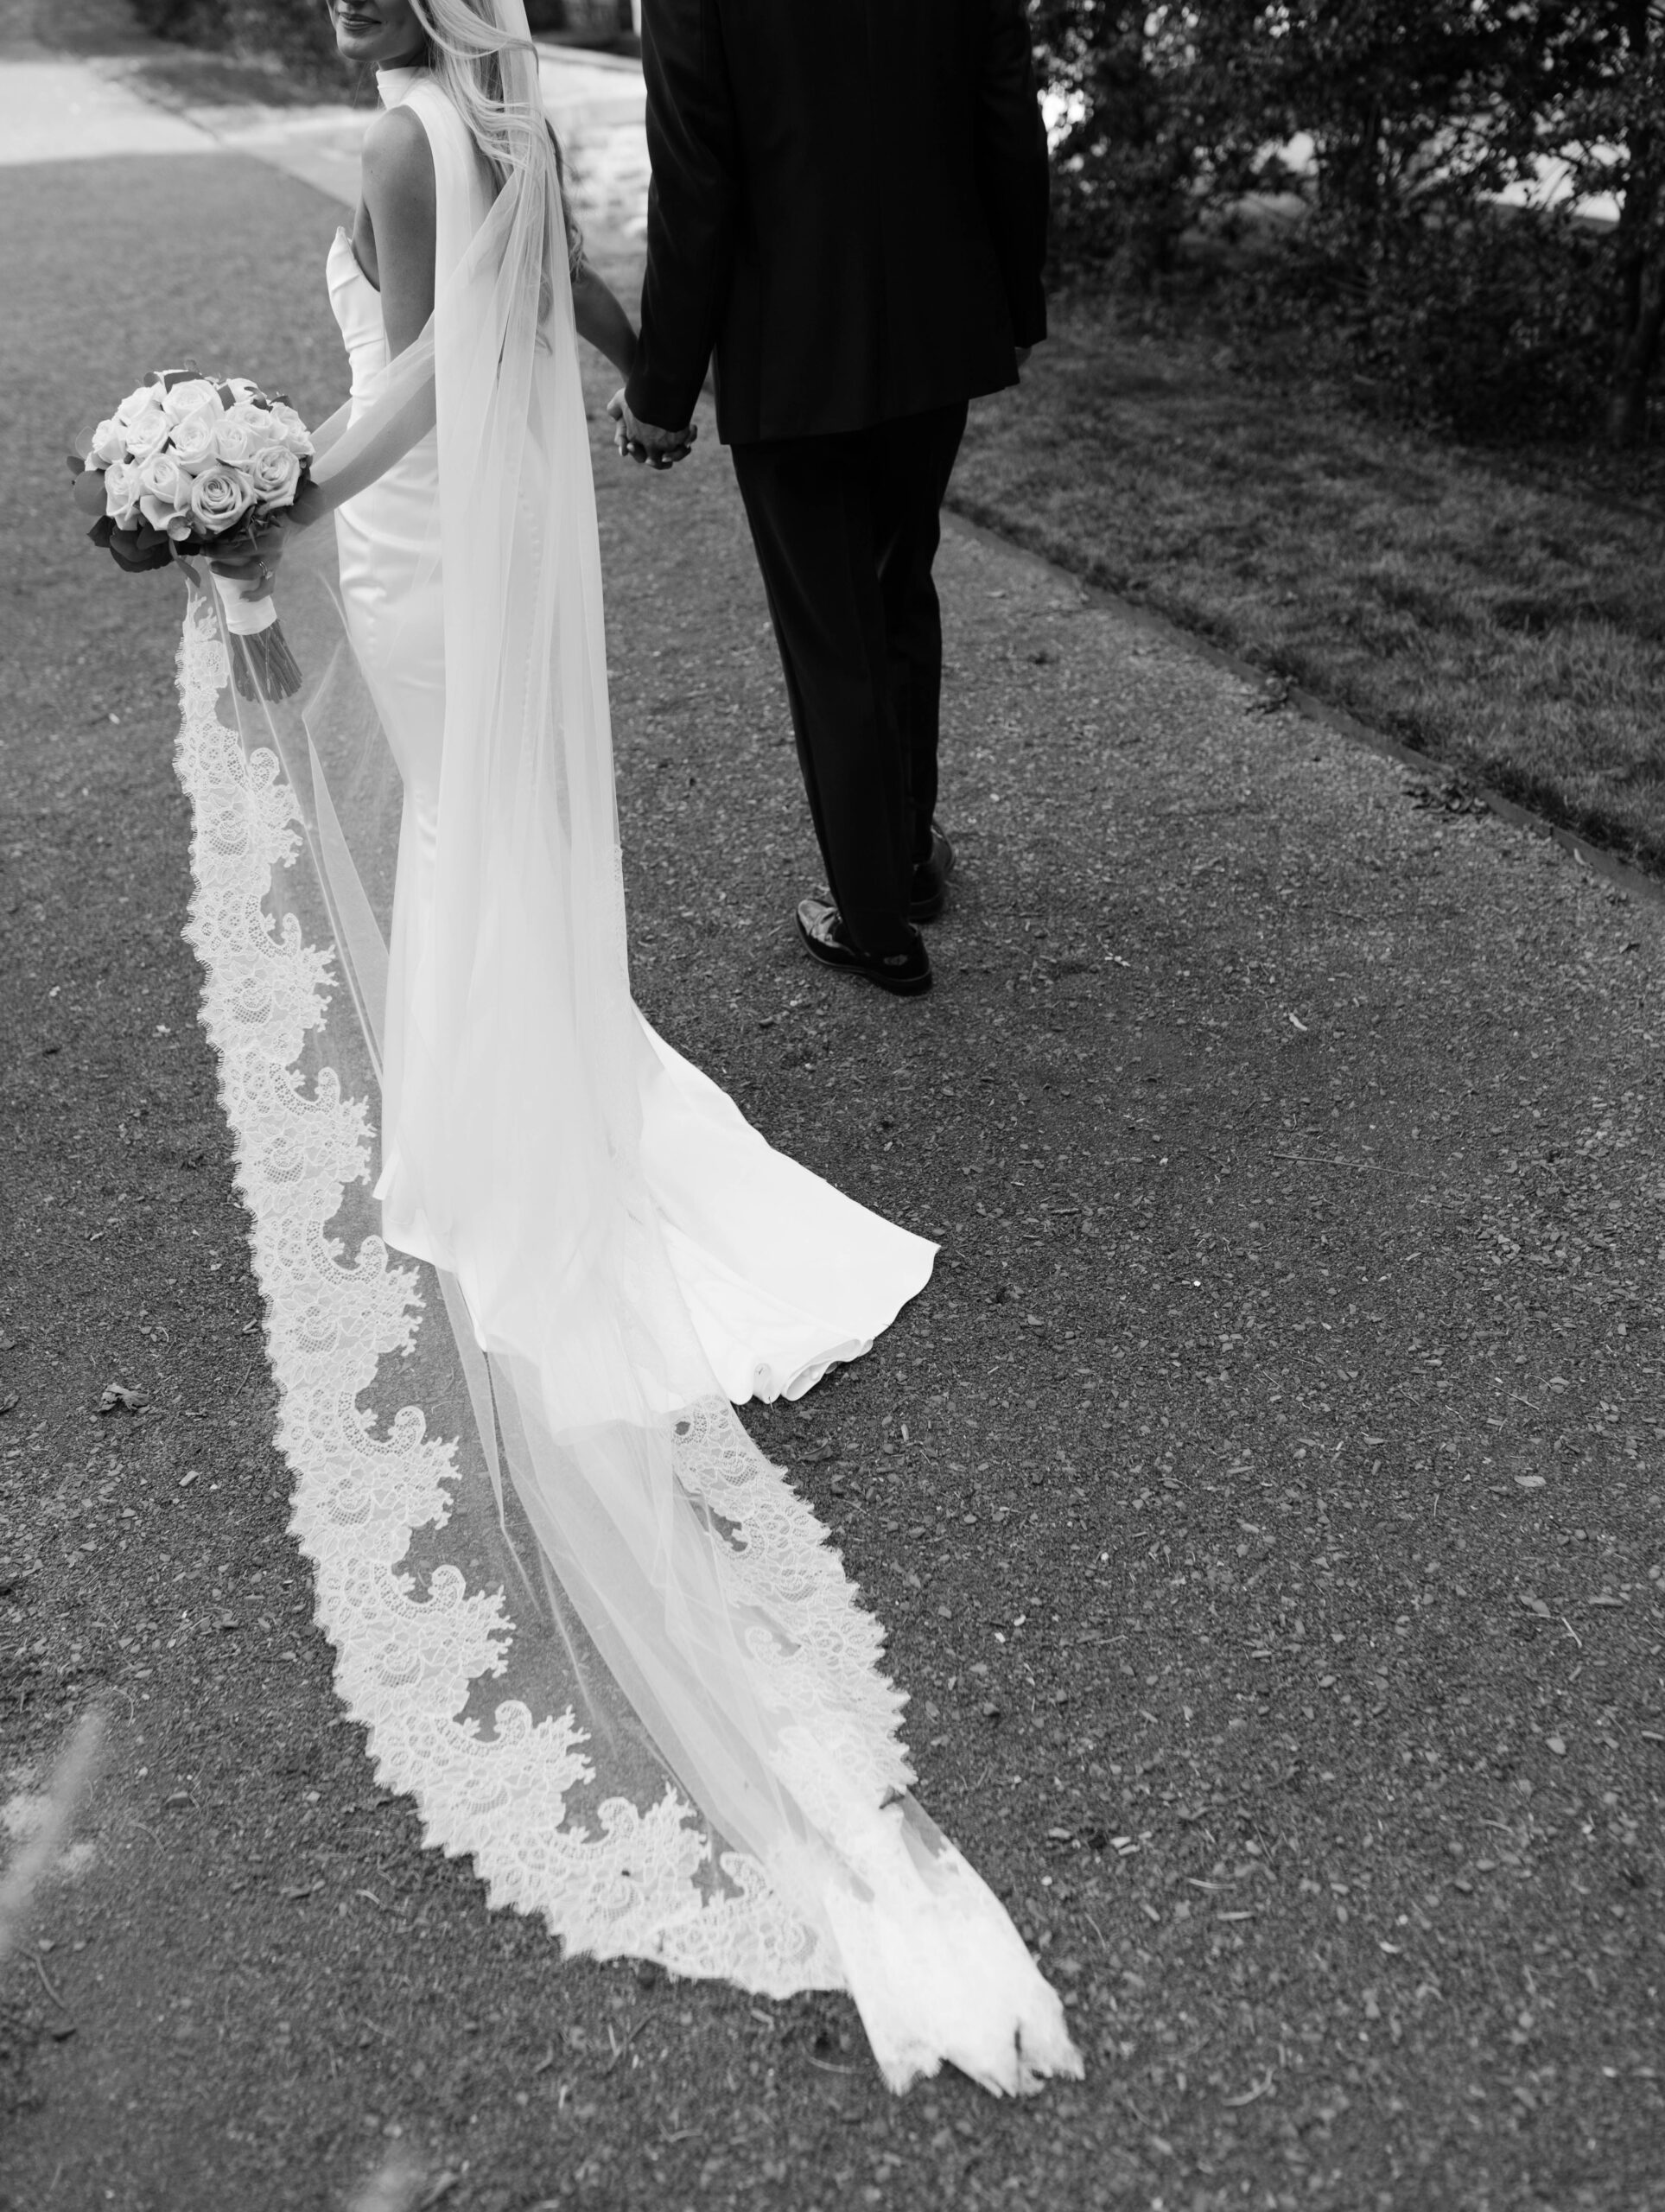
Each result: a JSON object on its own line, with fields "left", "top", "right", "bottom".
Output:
{"left": 872, "top": 402, "right": 969, "bottom": 864}
{"left": 730, "top": 430, "right": 916, "bottom": 958}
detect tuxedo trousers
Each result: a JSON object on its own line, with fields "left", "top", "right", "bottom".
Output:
{"left": 730, "top": 402, "right": 969, "bottom": 957}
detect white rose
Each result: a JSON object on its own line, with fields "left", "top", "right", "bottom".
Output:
{"left": 168, "top": 402, "right": 221, "bottom": 472}
{"left": 104, "top": 458, "right": 143, "bottom": 528}
{"left": 123, "top": 404, "right": 171, "bottom": 463}
{"left": 89, "top": 416, "right": 128, "bottom": 467}
{"left": 248, "top": 442, "right": 302, "bottom": 506}
{"left": 223, "top": 376, "right": 262, "bottom": 405}
{"left": 162, "top": 376, "right": 221, "bottom": 425}
{"left": 137, "top": 448, "right": 193, "bottom": 531}
{"left": 188, "top": 461, "right": 256, "bottom": 534}
{"left": 214, "top": 413, "right": 260, "bottom": 465}
{"left": 266, "top": 399, "right": 315, "bottom": 459}
{"left": 116, "top": 379, "right": 162, "bottom": 426}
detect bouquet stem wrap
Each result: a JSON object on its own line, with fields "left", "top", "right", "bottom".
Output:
{"left": 213, "top": 572, "right": 302, "bottom": 702}
{"left": 217, "top": 578, "right": 278, "bottom": 636}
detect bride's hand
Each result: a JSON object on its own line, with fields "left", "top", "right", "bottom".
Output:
{"left": 207, "top": 471, "right": 326, "bottom": 585}
{"left": 209, "top": 510, "right": 293, "bottom": 591}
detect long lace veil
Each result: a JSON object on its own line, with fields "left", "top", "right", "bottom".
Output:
{"left": 173, "top": 0, "right": 1081, "bottom": 2095}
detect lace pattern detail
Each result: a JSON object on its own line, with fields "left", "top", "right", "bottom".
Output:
{"left": 172, "top": 592, "right": 920, "bottom": 1994}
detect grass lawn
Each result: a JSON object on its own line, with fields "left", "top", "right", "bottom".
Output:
{"left": 954, "top": 291, "right": 1665, "bottom": 874}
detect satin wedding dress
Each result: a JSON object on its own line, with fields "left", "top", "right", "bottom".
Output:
{"left": 175, "top": 36, "right": 1079, "bottom": 2095}
{"left": 327, "top": 217, "right": 932, "bottom": 1406}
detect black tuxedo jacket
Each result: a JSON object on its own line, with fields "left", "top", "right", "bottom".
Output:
{"left": 624, "top": 0, "right": 1050, "bottom": 445}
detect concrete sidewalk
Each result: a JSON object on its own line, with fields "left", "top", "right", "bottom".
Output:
{"left": 0, "top": 39, "right": 651, "bottom": 240}
{"left": 2, "top": 43, "right": 1662, "bottom": 2212}
{"left": 0, "top": 48, "right": 208, "bottom": 161}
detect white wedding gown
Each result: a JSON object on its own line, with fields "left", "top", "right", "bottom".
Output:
{"left": 175, "top": 42, "right": 1080, "bottom": 2097}
{"left": 327, "top": 225, "right": 932, "bottom": 1403}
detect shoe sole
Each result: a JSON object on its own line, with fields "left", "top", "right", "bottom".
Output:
{"left": 797, "top": 922, "right": 933, "bottom": 996}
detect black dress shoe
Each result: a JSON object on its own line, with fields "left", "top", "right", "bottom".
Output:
{"left": 795, "top": 897, "right": 933, "bottom": 995}
{"left": 909, "top": 825, "right": 956, "bottom": 923}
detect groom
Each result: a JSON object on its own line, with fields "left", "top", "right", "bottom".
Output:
{"left": 613, "top": 0, "right": 1051, "bottom": 999}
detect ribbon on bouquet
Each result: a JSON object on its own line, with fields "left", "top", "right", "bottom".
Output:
{"left": 209, "top": 569, "right": 302, "bottom": 702}
{"left": 215, "top": 573, "right": 280, "bottom": 637}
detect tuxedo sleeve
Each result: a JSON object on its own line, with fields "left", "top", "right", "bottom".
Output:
{"left": 626, "top": 0, "right": 740, "bottom": 430}
{"left": 974, "top": 0, "right": 1051, "bottom": 350}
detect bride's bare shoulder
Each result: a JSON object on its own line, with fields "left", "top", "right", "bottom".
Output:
{"left": 362, "top": 102, "right": 435, "bottom": 216}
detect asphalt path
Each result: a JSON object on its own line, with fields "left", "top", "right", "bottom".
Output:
{"left": 3, "top": 104, "right": 1664, "bottom": 2212}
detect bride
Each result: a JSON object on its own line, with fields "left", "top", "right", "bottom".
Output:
{"left": 193, "top": 0, "right": 1080, "bottom": 2096}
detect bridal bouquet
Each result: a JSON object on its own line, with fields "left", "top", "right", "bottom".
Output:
{"left": 68, "top": 363, "right": 313, "bottom": 701}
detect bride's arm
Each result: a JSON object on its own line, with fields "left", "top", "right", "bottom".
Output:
{"left": 361, "top": 105, "right": 437, "bottom": 361}
{"left": 570, "top": 258, "right": 638, "bottom": 380}
{"left": 286, "top": 110, "right": 439, "bottom": 530}
{"left": 216, "top": 111, "right": 438, "bottom": 579}
{"left": 309, "top": 398, "right": 353, "bottom": 459}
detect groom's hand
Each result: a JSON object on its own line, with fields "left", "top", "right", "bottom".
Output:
{"left": 607, "top": 389, "right": 696, "bottom": 471}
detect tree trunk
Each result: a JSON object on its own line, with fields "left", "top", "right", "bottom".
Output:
{"left": 1605, "top": 0, "right": 1664, "bottom": 443}
{"left": 1607, "top": 261, "right": 1665, "bottom": 444}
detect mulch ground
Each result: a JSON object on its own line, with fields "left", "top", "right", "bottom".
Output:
{"left": 2, "top": 119, "right": 1663, "bottom": 2212}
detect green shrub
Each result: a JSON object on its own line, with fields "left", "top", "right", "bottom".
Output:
{"left": 1359, "top": 211, "right": 1618, "bottom": 442}
{"left": 130, "top": 2, "right": 618, "bottom": 73}
{"left": 1034, "top": 0, "right": 1662, "bottom": 447}
{"left": 132, "top": 0, "right": 348, "bottom": 77}
{"left": 130, "top": 0, "right": 230, "bottom": 38}
{"left": 1204, "top": 201, "right": 1626, "bottom": 444}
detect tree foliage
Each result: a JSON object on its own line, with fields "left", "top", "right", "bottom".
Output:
{"left": 131, "top": 0, "right": 581, "bottom": 77}
{"left": 131, "top": 0, "right": 349, "bottom": 77}
{"left": 1032, "top": 0, "right": 1665, "bottom": 443}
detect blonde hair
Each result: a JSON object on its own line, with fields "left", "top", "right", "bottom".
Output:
{"left": 406, "top": 0, "right": 585, "bottom": 276}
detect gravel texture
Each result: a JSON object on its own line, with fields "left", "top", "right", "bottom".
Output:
{"left": 3, "top": 131, "right": 1664, "bottom": 2212}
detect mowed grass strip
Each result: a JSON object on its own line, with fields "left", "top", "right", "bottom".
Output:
{"left": 953, "top": 294, "right": 1665, "bottom": 871}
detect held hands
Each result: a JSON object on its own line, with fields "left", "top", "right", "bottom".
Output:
{"left": 607, "top": 389, "right": 696, "bottom": 471}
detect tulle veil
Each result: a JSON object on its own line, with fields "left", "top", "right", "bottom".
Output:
{"left": 173, "top": 0, "right": 1081, "bottom": 2094}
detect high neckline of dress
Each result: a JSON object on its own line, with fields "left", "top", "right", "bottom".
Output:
{"left": 376, "top": 64, "right": 426, "bottom": 107}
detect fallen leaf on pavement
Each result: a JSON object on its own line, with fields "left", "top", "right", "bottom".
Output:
{"left": 1223, "top": 2074, "right": 1274, "bottom": 2107}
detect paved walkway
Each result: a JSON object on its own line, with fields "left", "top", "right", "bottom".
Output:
{"left": 1, "top": 39, "right": 1662, "bottom": 2212}
{"left": 0, "top": 41, "right": 651, "bottom": 240}
{"left": 0, "top": 48, "right": 206, "bottom": 160}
